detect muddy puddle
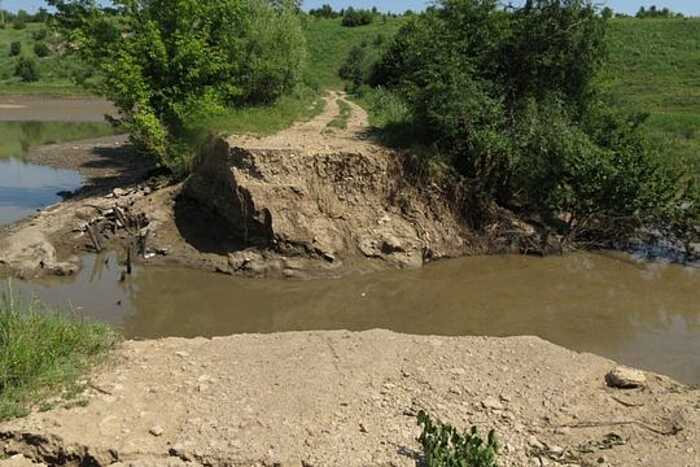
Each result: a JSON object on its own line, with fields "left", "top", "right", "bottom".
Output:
{"left": 7, "top": 251, "right": 699, "bottom": 385}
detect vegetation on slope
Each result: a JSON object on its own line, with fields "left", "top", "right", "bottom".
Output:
{"left": 303, "top": 15, "right": 405, "bottom": 90}
{"left": 343, "top": 0, "right": 699, "bottom": 249}
{"left": 0, "top": 286, "right": 118, "bottom": 421}
{"left": 48, "top": 0, "right": 308, "bottom": 174}
{"left": 0, "top": 22, "right": 89, "bottom": 95}
{"left": 603, "top": 18, "right": 700, "bottom": 173}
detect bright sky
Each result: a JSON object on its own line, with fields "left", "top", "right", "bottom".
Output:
{"left": 3, "top": 0, "right": 700, "bottom": 16}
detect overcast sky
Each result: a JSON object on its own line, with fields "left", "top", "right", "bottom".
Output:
{"left": 3, "top": 0, "right": 700, "bottom": 16}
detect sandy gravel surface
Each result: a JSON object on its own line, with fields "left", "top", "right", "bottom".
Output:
{"left": 1, "top": 330, "right": 698, "bottom": 466}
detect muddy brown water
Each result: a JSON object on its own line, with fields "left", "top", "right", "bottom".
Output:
{"left": 8, "top": 251, "right": 700, "bottom": 385}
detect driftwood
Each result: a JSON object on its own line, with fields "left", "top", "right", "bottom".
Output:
{"left": 81, "top": 200, "right": 151, "bottom": 277}
{"left": 86, "top": 224, "right": 103, "bottom": 253}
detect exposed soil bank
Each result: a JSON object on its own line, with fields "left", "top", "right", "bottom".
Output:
{"left": 0, "top": 93, "right": 539, "bottom": 280}
{"left": 1, "top": 330, "right": 698, "bottom": 466}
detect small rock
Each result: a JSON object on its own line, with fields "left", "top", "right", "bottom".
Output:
{"left": 528, "top": 435, "right": 544, "bottom": 450}
{"left": 549, "top": 445, "right": 564, "bottom": 456}
{"left": 149, "top": 425, "right": 164, "bottom": 437}
{"left": 113, "top": 188, "right": 127, "bottom": 198}
{"left": 175, "top": 351, "right": 190, "bottom": 358}
{"left": 606, "top": 366, "right": 647, "bottom": 389}
{"left": 481, "top": 396, "right": 504, "bottom": 411}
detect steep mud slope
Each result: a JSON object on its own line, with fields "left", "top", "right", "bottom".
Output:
{"left": 184, "top": 92, "right": 523, "bottom": 276}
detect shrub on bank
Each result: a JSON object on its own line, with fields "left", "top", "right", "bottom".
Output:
{"left": 48, "top": 0, "right": 307, "bottom": 175}
{"left": 361, "top": 0, "right": 699, "bottom": 247}
{"left": 9, "top": 41, "right": 21, "bottom": 57}
{"left": 33, "top": 42, "right": 50, "bottom": 58}
{"left": 0, "top": 286, "right": 118, "bottom": 421}
{"left": 14, "top": 56, "right": 40, "bottom": 82}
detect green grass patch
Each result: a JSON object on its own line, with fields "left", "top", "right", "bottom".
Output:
{"left": 602, "top": 18, "right": 700, "bottom": 172}
{"left": 326, "top": 99, "right": 352, "bottom": 130}
{"left": 197, "top": 86, "right": 326, "bottom": 138}
{"left": 0, "top": 285, "right": 119, "bottom": 421}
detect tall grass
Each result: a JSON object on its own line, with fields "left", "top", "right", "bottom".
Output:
{"left": 0, "top": 283, "right": 118, "bottom": 421}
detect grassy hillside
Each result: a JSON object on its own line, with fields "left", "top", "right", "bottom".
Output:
{"left": 0, "top": 22, "right": 89, "bottom": 96}
{"left": 602, "top": 18, "right": 700, "bottom": 171}
{"left": 303, "top": 16, "right": 406, "bottom": 89}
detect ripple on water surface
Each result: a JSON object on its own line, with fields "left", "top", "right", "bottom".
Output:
{"left": 8, "top": 252, "right": 700, "bottom": 385}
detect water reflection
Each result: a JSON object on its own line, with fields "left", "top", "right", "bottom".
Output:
{"left": 0, "top": 121, "right": 114, "bottom": 160}
{"left": 0, "top": 121, "right": 117, "bottom": 225}
{"left": 10, "top": 252, "right": 700, "bottom": 385}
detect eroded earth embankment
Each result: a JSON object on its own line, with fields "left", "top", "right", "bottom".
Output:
{"left": 0, "top": 92, "right": 536, "bottom": 280}
{"left": 1, "top": 330, "right": 698, "bottom": 467}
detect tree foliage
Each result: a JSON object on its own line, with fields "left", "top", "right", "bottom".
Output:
{"left": 14, "top": 56, "right": 40, "bottom": 82}
{"left": 47, "top": 0, "right": 307, "bottom": 174}
{"left": 367, "top": 0, "right": 698, "bottom": 247}
{"left": 341, "top": 7, "right": 375, "bottom": 27}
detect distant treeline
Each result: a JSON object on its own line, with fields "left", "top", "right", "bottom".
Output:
{"left": 307, "top": 4, "right": 415, "bottom": 26}
{"left": 0, "top": 8, "right": 51, "bottom": 27}
{"left": 602, "top": 5, "right": 686, "bottom": 19}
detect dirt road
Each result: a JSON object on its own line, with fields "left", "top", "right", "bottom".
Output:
{"left": 1, "top": 330, "right": 698, "bottom": 466}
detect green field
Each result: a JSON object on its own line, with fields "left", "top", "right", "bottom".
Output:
{"left": 602, "top": 18, "right": 700, "bottom": 170}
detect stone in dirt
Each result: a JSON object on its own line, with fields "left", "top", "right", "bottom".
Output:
{"left": 605, "top": 366, "right": 647, "bottom": 389}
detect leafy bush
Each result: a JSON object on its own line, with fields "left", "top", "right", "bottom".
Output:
{"left": 12, "top": 21, "right": 26, "bottom": 30}
{"left": 338, "top": 35, "right": 389, "bottom": 92}
{"left": 342, "top": 7, "right": 374, "bottom": 27}
{"left": 48, "top": 0, "right": 307, "bottom": 174}
{"left": 417, "top": 411, "right": 498, "bottom": 467}
{"left": 32, "top": 28, "right": 49, "bottom": 41}
{"left": 309, "top": 4, "right": 339, "bottom": 19}
{"left": 369, "top": 0, "right": 699, "bottom": 246}
{"left": 33, "top": 42, "right": 50, "bottom": 58}
{"left": 9, "top": 41, "right": 21, "bottom": 57}
{"left": 14, "top": 57, "right": 40, "bottom": 82}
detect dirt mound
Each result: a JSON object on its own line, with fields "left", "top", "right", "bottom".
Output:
{"left": 1, "top": 330, "right": 697, "bottom": 466}
{"left": 183, "top": 92, "right": 531, "bottom": 277}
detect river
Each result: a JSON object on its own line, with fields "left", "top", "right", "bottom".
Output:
{"left": 1, "top": 97, "right": 699, "bottom": 386}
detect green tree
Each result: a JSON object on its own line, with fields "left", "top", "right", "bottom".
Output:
{"left": 9, "top": 41, "right": 21, "bottom": 56}
{"left": 370, "top": 0, "right": 698, "bottom": 246}
{"left": 47, "top": 0, "right": 307, "bottom": 174}
{"left": 33, "top": 42, "right": 50, "bottom": 58}
{"left": 14, "top": 57, "right": 40, "bottom": 82}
